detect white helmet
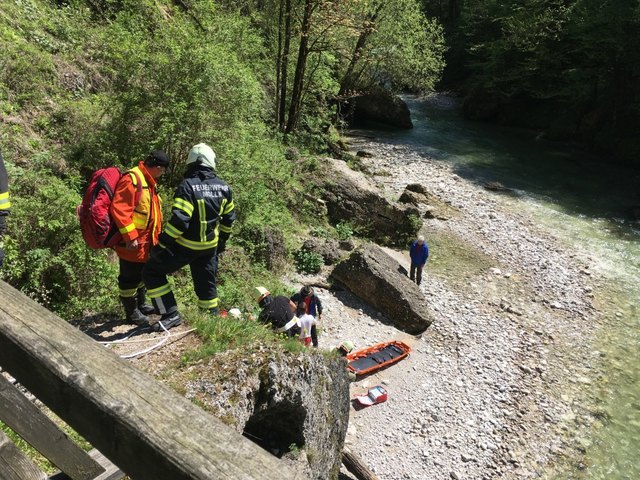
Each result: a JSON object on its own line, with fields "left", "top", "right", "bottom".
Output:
{"left": 187, "top": 143, "right": 216, "bottom": 170}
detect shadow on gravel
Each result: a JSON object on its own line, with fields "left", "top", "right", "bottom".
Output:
{"left": 331, "top": 289, "right": 394, "bottom": 327}
{"left": 70, "top": 313, "right": 148, "bottom": 342}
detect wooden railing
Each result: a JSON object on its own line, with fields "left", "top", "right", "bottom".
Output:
{"left": 0, "top": 280, "right": 299, "bottom": 480}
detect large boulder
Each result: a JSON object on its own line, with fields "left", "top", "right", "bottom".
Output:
{"left": 349, "top": 91, "right": 413, "bottom": 129}
{"left": 184, "top": 350, "right": 350, "bottom": 480}
{"left": 398, "top": 183, "right": 459, "bottom": 221}
{"left": 330, "top": 244, "right": 432, "bottom": 334}
{"left": 317, "top": 158, "right": 422, "bottom": 247}
{"left": 242, "top": 225, "right": 288, "bottom": 271}
{"left": 301, "top": 237, "right": 348, "bottom": 265}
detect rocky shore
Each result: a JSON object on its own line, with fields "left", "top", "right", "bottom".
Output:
{"left": 303, "top": 136, "right": 602, "bottom": 479}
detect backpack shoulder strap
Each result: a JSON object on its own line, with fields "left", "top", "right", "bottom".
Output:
{"left": 128, "top": 170, "right": 144, "bottom": 206}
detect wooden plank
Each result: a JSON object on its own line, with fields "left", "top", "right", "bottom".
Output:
{"left": 0, "top": 376, "right": 104, "bottom": 480}
{"left": 0, "top": 281, "right": 299, "bottom": 480}
{"left": 0, "top": 429, "right": 47, "bottom": 480}
{"left": 49, "top": 449, "right": 124, "bottom": 480}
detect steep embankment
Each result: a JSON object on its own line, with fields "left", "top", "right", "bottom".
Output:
{"left": 314, "top": 136, "right": 601, "bottom": 480}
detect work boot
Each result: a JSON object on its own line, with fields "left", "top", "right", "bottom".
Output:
{"left": 120, "top": 296, "right": 150, "bottom": 326}
{"left": 209, "top": 307, "right": 219, "bottom": 316}
{"left": 152, "top": 311, "right": 182, "bottom": 332}
{"left": 136, "top": 288, "right": 156, "bottom": 315}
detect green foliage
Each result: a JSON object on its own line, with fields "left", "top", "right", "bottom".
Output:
{"left": 365, "top": 0, "right": 446, "bottom": 91}
{"left": 0, "top": 0, "right": 447, "bottom": 334}
{"left": 185, "top": 309, "right": 272, "bottom": 360}
{"left": 2, "top": 169, "right": 118, "bottom": 318}
{"left": 335, "top": 0, "right": 446, "bottom": 93}
{"left": 335, "top": 221, "right": 353, "bottom": 241}
{"left": 214, "top": 248, "right": 284, "bottom": 312}
{"left": 90, "top": 8, "right": 266, "bottom": 166}
{"left": 294, "top": 248, "right": 323, "bottom": 274}
{"left": 451, "top": 0, "right": 640, "bottom": 159}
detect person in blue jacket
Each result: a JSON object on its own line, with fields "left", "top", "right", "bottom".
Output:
{"left": 290, "top": 285, "right": 323, "bottom": 320}
{"left": 409, "top": 235, "right": 429, "bottom": 286}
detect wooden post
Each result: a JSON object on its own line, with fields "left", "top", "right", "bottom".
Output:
{"left": 0, "top": 430, "right": 47, "bottom": 480}
{"left": 342, "top": 448, "right": 380, "bottom": 480}
{"left": 0, "top": 281, "right": 299, "bottom": 480}
{"left": 0, "top": 375, "right": 104, "bottom": 480}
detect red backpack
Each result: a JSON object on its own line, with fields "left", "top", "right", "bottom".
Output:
{"left": 77, "top": 167, "right": 142, "bottom": 249}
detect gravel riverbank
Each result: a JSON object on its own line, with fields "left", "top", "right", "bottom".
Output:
{"left": 301, "top": 136, "right": 603, "bottom": 480}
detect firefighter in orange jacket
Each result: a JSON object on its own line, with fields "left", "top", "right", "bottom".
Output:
{"left": 110, "top": 150, "right": 170, "bottom": 325}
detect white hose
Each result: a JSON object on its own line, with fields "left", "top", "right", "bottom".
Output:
{"left": 99, "top": 325, "right": 196, "bottom": 359}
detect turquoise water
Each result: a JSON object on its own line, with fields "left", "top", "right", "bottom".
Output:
{"left": 354, "top": 95, "right": 640, "bottom": 478}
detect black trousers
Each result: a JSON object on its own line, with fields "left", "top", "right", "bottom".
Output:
{"left": 143, "top": 243, "right": 218, "bottom": 314}
{"left": 410, "top": 263, "right": 424, "bottom": 285}
{"left": 118, "top": 258, "right": 145, "bottom": 298}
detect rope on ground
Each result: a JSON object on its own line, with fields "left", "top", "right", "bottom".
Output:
{"left": 98, "top": 328, "right": 196, "bottom": 345}
{"left": 97, "top": 325, "right": 197, "bottom": 359}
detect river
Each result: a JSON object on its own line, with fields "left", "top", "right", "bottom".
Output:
{"left": 353, "top": 94, "right": 640, "bottom": 479}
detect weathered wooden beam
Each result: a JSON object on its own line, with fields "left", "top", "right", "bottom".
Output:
{"left": 342, "top": 448, "right": 379, "bottom": 480}
{"left": 0, "top": 281, "right": 299, "bottom": 480}
{"left": 0, "top": 375, "right": 104, "bottom": 480}
{"left": 49, "top": 449, "right": 124, "bottom": 480}
{"left": 0, "top": 429, "right": 47, "bottom": 480}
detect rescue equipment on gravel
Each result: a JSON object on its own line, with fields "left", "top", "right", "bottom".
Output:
{"left": 346, "top": 340, "right": 411, "bottom": 376}
{"left": 77, "top": 167, "right": 142, "bottom": 249}
{"left": 354, "top": 386, "right": 388, "bottom": 406}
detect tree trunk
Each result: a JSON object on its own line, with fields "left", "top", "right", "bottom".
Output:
{"left": 277, "top": 0, "right": 292, "bottom": 131}
{"left": 338, "top": 4, "right": 383, "bottom": 97}
{"left": 285, "top": 0, "right": 314, "bottom": 134}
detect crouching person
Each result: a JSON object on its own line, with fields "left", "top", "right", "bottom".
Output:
{"left": 256, "top": 287, "right": 300, "bottom": 338}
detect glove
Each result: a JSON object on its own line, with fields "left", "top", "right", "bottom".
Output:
{"left": 0, "top": 215, "right": 6, "bottom": 236}
{"left": 149, "top": 244, "right": 166, "bottom": 261}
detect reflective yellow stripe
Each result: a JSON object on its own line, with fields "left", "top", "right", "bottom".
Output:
{"left": 147, "top": 283, "right": 172, "bottom": 298}
{"left": 173, "top": 198, "right": 193, "bottom": 216}
{"left": 197, "top": 298, "right": 219, "bottom": 309}
{"left": 176, "top": 237, "right": 217, "bottom": 250}
{"left": 119, "top": 223, "right": 136, "bottom": 234}
{"left": 0, "top": 192, "right": 10, "bottom": 210}
{"left": 164, "top": 223, "right": 182, "bottom": 239}
{"left": 198, "top": 199, "right": 206, "bottom": 242}
{"left": 219, "top": 224, "right": 232, "bottom": 233}
{"left": 222, "top": 200, "right": 234, "bottom": 215}
{"left": 129, "top": 168, "right": 148, "bottom": 188}
{"left": 119, "top": 287, "right": 137, "bottom": 297}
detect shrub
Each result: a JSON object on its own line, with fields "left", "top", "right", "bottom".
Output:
{"left": 2, "top": 169, "right": 117, "bottom": 318}
{"left": 294, "top": 248, "right": 323, "bottom": 274}
{"left": 335, "top": 221, "right": 354, "bottom": 241}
